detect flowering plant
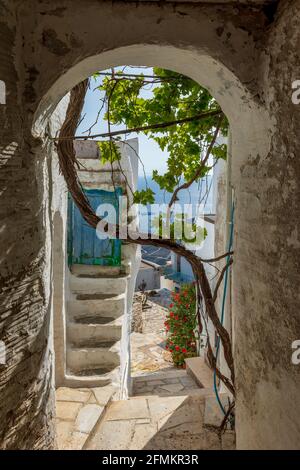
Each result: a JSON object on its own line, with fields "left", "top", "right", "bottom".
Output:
{"left": 164, "top": 283, "right": 198, "bottom": 367}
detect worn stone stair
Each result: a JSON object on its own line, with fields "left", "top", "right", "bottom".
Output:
{"left": 63, "top": 140, "right": 139, "bottom": 393}
{"left": 65, "top": 264, "right": 128, "bottom": 388}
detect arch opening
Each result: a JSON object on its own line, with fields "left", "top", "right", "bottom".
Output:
{"left": 34, "top": 44, "right": 272, "bottom": 450}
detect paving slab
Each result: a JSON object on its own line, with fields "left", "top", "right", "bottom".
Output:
{"left": 180, "top": 376, "right": 200, "bottom": 387}
{"left": 158, "top": 383, "right": 185, "bottom": 393}
{"left": 66, "top": 432, "right": 88, "bottom": 450}
{"left": 86, "top": 419, "right": 136, "bottom": 450}
{"left": 56, "top": 401, "right": 82, "bottom": 421}
{"left": 75, "top": 404, "right": 104, "bottom": 434}
{"left": 92, "top": 385, "right": 116, "bottom": 406}
{"left": 147, "top": 395, "right": 187, "bottom": 422}
{"left": 156, "top": 396, "right": 204, "bottom": 431}
{"left": 105, "top": 398, "right": 149, "bottom": 421}
{"left": 129, "top": 423, "right": 158, "bottom": 450}
{"left": 56, "top": 420, "right": 74, "bottom": 449}
{"left": 144, "top": 379, "right": 165, "bottom": 386}
{"left": 56, "top": 387, "right": 91, "bottom": 403}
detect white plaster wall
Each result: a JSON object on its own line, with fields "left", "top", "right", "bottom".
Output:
{"left": 52, "top": 121, "right": 140, "bottom": 394}
{"left": 7, "top": 0, "right": 299, "bottom": 449}
{"left": 49, "top": 95, "right": 70, "bottom": 387}
{"left": 135, "top": 264, "right": 161, "bottom": 292}
{"left": 119, "top": 138, "right": 141, "bottom": 398}
{"left": 71, "top": 137, "right": 141, "bottom": 396}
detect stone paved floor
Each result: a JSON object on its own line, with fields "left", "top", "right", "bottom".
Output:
{"left": 131, "top": 295, "right": 177, "bottom": 377}
{"left": 141, "top": 296, "right": 169, "bottom": 333}
{"left": 56, "top": 292, "right": 236, "bottom": 451}
{"left": 131, "top": 331, "right": 175, "bottom": 376}
{"left": 55, "top": 385, "right": 116, "bottom": 450}
{"left": 132, "top": 369, "right": 201, "bottom": 397}
{"left": 86, "top": 393, "right": 234, "bottom": 450}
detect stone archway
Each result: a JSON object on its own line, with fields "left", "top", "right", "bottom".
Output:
{"left": 1, "top": 0, "right": 300, "bottom": 450}
{"left": 32, "top": 42, "right": 269, "bottom": 450}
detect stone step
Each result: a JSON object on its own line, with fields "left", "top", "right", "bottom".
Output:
{"left": 70, "top": 264, "right": 123, "bottom": 277}
{"left": 72, "top": 315, "right": 121, "bottom": 325}
{"left": 132, "top": 369, "right": 187, "bottom": 383}
{"left": 75, "top": 293, "right": 118, "bottom": 300}
{"left": 67, "top": 294, "right": 125, "bottom": 319}
{"left": 68, "top": 320, "right": 122, "bottom": 345}
{"left": 77, "top": 170, "right": 125, "bottom": 188}
{"left": 185, "top": 356, "right": 213, "bottom": 389}
{"left": 65, "top": 366, "right": 119, "bottom": 388}
{"left": 67, "top": 344, "right": 120, "bottom": 372}
{"left": 69, "top": 338, "right": 116, "bottom": 349}
{"left": 69, "top": 273, "right": 127, "bottom": 296}
{"left": 76, "top": 157, "right": 124, "bottom": 172}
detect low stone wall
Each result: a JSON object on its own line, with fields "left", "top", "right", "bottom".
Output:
{"left": 131, "top": 294, "right": 143, "bottom": 333}
{"left": 131, "top": 293, "right": 168, "bottom": 335}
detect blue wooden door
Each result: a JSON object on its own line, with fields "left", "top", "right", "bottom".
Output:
{"left": 68, "top": 188, "right": 122, "bottom": 266}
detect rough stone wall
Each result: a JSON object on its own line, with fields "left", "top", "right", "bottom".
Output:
{"left": 0, "top": 2, "right": 55, "bottom": 449}
{"left": 1, "top": 0, "right": 300, "bottom": 450}
{"left": 131, "top": 293, "right": 168, "bottom": 335}
{"left": 131, "top": 294, "right": 143, "bottom": 334}
{"left": 233, "top": 0, "right": 300, "bottom": 450}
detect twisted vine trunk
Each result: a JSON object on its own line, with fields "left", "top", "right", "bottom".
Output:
{"left": 56, "top": 81, "right": 235, "bottom": 396}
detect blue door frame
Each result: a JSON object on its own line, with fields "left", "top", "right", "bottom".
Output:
{"left": 67, "top": 188, "right": 122, "bottom": 266}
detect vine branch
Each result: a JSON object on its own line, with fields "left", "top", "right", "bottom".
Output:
{"left": 56, "top": 81, "right": 235, "bottom": 397}
{"left": 53, "top": 109, "right": 223, "bottom": 141}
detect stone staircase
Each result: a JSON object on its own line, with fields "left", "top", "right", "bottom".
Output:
{"left": 65, "top": 264, "right": 128, "bottom": 388}
{"left": 61, "top": 139, "right": 140, "bottom": 392}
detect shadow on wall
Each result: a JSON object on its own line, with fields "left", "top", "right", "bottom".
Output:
{"left": 52, "top": 210, "right": 67, "bottom": 386}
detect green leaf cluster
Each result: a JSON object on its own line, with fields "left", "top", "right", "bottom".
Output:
{"left": 152, "top": 212, "right": 208, "bottom": 245}
{"left": 97, "top": 140, "right": 121, "bottom": 164}
{"left": 132, "top": 188, "right": 155, "bottom": 205}
{"left": 98, "top": 67, "right": 228, "bottom": 201}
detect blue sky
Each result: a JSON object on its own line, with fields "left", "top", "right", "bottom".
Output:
{"left": 76, "top": 66, "right": 169, "bottom": 176}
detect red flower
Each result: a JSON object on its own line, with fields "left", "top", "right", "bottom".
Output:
{"left": 170, "top": 312, "right": 174, "bottom": 317}
{"left": 182, "top": 348, "right": 187, "bottom": 353}
{"left": 186, "top": 304, "right": 190, "bottom": 309}
{"left": 175, "top": 345, "right": 180, "bottom": 351}
{"left": 175, "top": 315, "right": 179, "bottom": 320}
{"left": 165, "top": 345, "right": 169, "bottom": 350}
{"left": 169, "top": 303, "right": 174, "bottom": 308}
